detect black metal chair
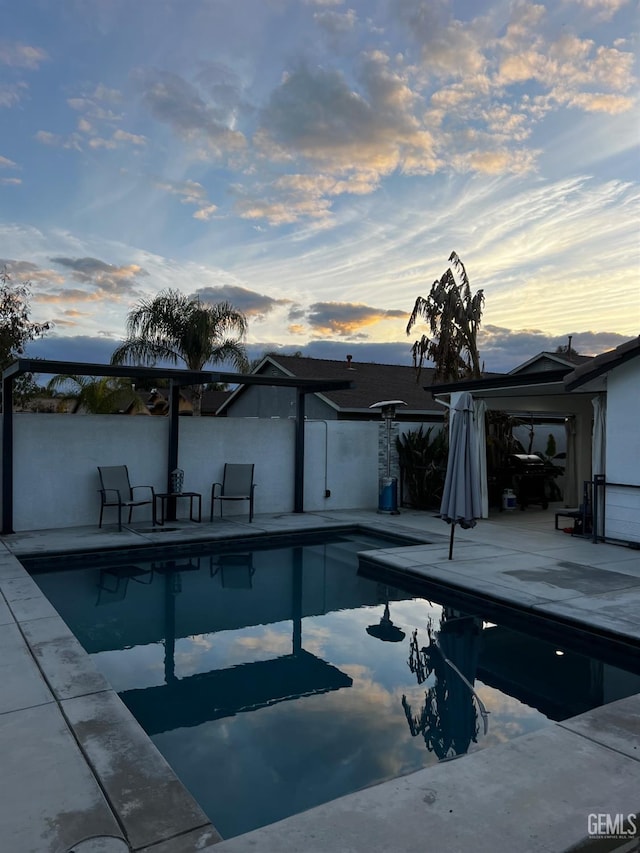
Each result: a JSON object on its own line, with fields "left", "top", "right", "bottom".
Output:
{"left": 210, "top": 463, "right": 256, "bottom": 522}
{"left": 555, "top": 480, "right": 593, "bottom": 536}
{"left": 96, "top": 564, "right": 153, "bottom": 604}
{"left": 210, "top": 553, "right": 255, "bottom": 588}
{"left": 97, "top": 465, "right": 155, "bottom": 531}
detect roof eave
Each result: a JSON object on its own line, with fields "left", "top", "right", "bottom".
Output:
{"left": 427, "top": 368, "right": 572, "bottom": 398}
{"left": 564, "top": 337, "right": 640, "bottom": 391}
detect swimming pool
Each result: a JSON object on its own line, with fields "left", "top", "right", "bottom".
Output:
{"left": 26, "top": 528, "right": 640, "bottom": 840}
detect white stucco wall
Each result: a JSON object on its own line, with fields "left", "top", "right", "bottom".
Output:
{"left": 302, "top": 420, "right": 378, "bottom": 511}
{"left": 4, "top": 414, "right": 379, "bottom": 531}
{"left": 605, "top": 359, "right": 640, "bottom": 544}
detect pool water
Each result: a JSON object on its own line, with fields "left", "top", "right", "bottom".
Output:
{"left": 27, "top": 530, "right": 640, "bottom": 840}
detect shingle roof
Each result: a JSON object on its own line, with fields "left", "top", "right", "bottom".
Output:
{"left": 564, "top": 336, "right": 640, "bottom": 391}
{"left": 254, "top": 355, "right": 443, "bottom": 413}
{"left": 540, "top": 351, "right": 592, "bottom": 364}
{"left": 509, "top": 351, "right": 593, "bottom": 374}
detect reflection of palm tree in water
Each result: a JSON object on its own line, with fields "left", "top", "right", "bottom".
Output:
{"left": 402, "top": 608, "right": 489, "bottom": 760}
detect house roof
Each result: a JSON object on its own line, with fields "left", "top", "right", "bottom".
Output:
{"left": 509, "top": 351, "right": 593, "bottom": 375}
{"left": 564, "top": 336, "right": 640, "bottom": 391}
{"left": 427, "top": 368, "right": 574, "bottom": 399}
{"left": 202, "top": 388, "right": 232, "bottom": 413}
{"left": 220, "top": 355, "right": 447, "bottom": 416}
{"left": 427, "top": 337, "right": 640, "bottom": 400}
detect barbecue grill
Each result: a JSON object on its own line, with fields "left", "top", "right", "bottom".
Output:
{"left": 509, "top": 453, "right": 549, "bottom": 509}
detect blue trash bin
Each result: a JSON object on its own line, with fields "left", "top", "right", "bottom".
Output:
{"left": 378, "top": 477, "right": 399, "bottom": 514}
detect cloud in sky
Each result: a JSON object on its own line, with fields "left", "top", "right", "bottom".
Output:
{"left": 565, "top": 0, "right": 630, "bottom": 21}
{"left": 49, "top": 257, "right": 148, "bottom": 292}
{"left": 0, "top": 258, "right": 63, "bottom": 284}
{"left": 154, "top": 177, "right": 217, "bottom": 219}
{"left": 0, "top": 0, "right": 637, "bottom": 369}
{"left": 0, "top": 81, "right": 28, "bottom": 108}
{"left": 0, "top": 154, "right": 21, "bottom": 185}
{"left": 191, "top": 285, "right": 290, "bottom": 319}
{"left": 0, "top": 40, "right": 47, "bottom": 70}
{"left": 303, "top": 302, "right": 409, "bottom": 337}
{"left": 138, "top": 68, "right": 247, "bottom": 159}
{"left": 26, "top": 327, "right": 630, "bottom": 374}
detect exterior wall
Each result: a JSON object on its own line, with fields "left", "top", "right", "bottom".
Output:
{"left": 513, "top": 356, "right": 564, "bottom": 374}
{"left": 605, "top": 360, "right": 640, "bottom": 544}
{"left": 3, "top": 414, "right": 379, "bottom": 531}
{"left": 224, "top": 384, "right": 338, "bottom": 420}
{"left": 14, "top": 414, "right": 167, "bottom": 532}
{"left": 302, "top": 420, "right": 378, "bottom": 511}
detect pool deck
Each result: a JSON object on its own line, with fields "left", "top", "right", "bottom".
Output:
{"left": 1, "top": 505, "right": 639, "bottom": 852}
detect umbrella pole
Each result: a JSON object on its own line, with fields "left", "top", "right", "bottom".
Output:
{"left": 449, "top": 522, "right": 455, "bottom": 560}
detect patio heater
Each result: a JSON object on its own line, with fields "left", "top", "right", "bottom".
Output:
{"left": 369, "top": 399, "right": 406, "bottom": 514}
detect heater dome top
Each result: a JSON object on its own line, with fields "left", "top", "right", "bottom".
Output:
{"left": 369, "top": 400, "right": 407, "bottom": 409}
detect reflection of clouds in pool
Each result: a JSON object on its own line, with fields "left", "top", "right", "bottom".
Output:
{"left": 93, "top": 643, "right": 166, "bottom": 692}
{"left": 386, "top": 598, "right": 443, "bottom": 626}
{"left": 189, "top": 634, "right": 214, "bottom": 652}
{"left": 471, "top": 683, "right": 548, "bottom": 747}
{"left": 231, "top": 628, "right": 295, "bottom": 655}
{"left": 172, "top": 624, "right": 294, "bottom": 677}
{"left": 154, "top": 667, "right": 440, "bottom": 838}
{"left": 95, "top": 595, "right": 555, "bottom": 839}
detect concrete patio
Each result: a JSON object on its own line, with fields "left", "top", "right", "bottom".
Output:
{"left": 1, "top": 505, "right": 639, "bottom": 852}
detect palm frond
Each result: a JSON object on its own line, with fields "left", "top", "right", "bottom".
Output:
{"left": 111, "top": 290, "right": 248, "bottom": 412}
{"left": 406, "top": 295, "right": 431, "bottom": 335}
{"left": 207, "top": 339, "right": 250, "bottom": 372}
{"left": 407, "top": 252, "right": 484, "bottom": 382}
{"left": 111, "top": 338, "right": 181, "bottom": 366}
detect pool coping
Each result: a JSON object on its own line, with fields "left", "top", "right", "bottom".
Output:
{"left": 2, "top": 509, "right": 640, "bottom": 852}
{"left": 2, "top": 516, "right": 432, "bottom": 852}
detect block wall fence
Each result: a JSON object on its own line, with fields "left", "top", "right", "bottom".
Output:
{"left": 1, "top": 415, "right": 428, "bottom": 531}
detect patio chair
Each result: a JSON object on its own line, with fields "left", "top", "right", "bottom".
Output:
{"left": 555, "top": 479, "right": 593, "bottom": 536}
{"left": 210, "top": 463, "right": 256, "bottom": 522}
{"left": 96, "top": 563, "right": 153, "bottom": 604}
{"left": 210, "top": 552, "right": 255, "bottom": 588}
{"left": 97, "top": 465, "right": 155, "bottom": 531}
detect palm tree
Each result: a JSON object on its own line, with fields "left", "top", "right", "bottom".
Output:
{"left": 406, "top": 252, "right": 484, "bottom": 383}
{"left": 111, "top": 289, "right": 249, "bottom": 415}
{"left": 46, "top": 375, "right": 145, "bottom": 414}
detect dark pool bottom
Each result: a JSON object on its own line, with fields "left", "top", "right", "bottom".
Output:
{"left": 26, "top": 528, "right": 640, "bottom": 840}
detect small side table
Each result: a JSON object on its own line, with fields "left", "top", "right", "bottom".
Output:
{"left": 154, "top": 492, "right": 202, "bottom": 525}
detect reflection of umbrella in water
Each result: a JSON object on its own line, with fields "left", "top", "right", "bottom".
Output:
{"left": 440, "top": 391, "right": 482, "bottom": 559}
{"left": 402, "top": 611, "right": 489, "bottom": 760}
{"left": 367, "top": 602, "right": 406, "bottom": 643}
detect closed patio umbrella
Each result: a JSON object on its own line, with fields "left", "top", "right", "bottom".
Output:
{"left": 440, "top": 392, "right": 482, "bottom": 559}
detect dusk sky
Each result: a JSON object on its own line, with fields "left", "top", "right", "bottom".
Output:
{"left": 1, "top": 0, "right": 638, "bottom": 373}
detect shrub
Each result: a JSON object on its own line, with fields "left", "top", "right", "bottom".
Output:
{"left": 396, "top": 425, "right": 448, "bottom": 510}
